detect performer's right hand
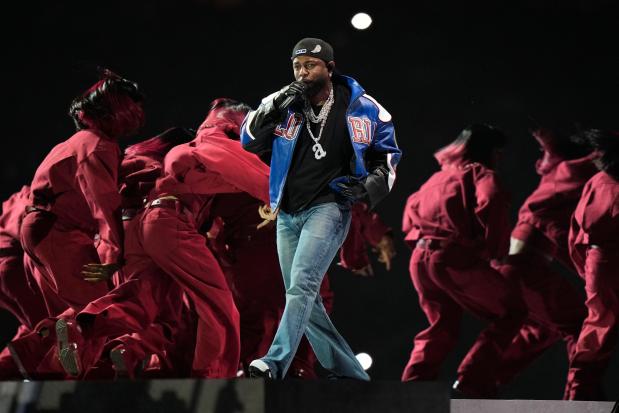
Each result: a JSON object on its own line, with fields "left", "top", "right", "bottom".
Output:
{"left": 82, "top": 263, "right": 119, "bottom": 283}
{"left": 273, "top": 81, "right": 306, "bottom": 112}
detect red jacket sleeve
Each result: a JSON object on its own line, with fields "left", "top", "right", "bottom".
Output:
{"left": 473, "top": 170, "right": 511, "bottom": 259}
{"left": 401, "top": 193, "right": 421, "bottom": 249}
{"left": 76, "top": 150, "right": 123, "bottom": 264}
{"left": 0, "top": 186, "right": 30, "bottom": 248}
{"left": 191, "top": 138, "right": 270, "bottom": 204}
{"left": 568, "top": 215, "right": 586, "bottom": 277}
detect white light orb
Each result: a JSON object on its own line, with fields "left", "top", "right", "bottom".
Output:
{"left": 355, "top": 352, "right": 373, "bottom": 370}
{"left": 351, "top": 13, "right": 372, "bottom": 30}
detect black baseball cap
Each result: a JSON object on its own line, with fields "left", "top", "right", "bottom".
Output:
{"left": 291, "top": 38, "right": 334, "bottom": 62}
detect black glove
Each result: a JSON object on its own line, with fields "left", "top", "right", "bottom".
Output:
{"left": 336, "top": 180, "right": 368, "bottom": 203}
{"left": 273, "top": 81, "right": 306, "bottom": 112}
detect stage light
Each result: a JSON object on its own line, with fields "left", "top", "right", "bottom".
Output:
{"left": 355, "top": 352, "right": 373, "bottom": 370}
{"left": 351, "top": 13, "right": 372, "bottom": 30}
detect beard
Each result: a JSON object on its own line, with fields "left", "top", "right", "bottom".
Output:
{"left": 304, "top": 74, "right": 329, "bottom": 98}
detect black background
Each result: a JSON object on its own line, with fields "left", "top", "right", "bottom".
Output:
{"left": 2, "top": 0, "right": 618, "bottom": 400}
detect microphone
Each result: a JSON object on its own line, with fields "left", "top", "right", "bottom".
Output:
{"left": 279, "top": 82, "right": 307, "bottom": 111}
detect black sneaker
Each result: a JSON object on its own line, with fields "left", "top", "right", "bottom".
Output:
{"left": 248, "top": 360, "right": 272, "bottom": 379}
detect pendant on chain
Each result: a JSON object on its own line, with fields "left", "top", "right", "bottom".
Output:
{"left": 312, "top": 143, "right": 327, "bottom": 159}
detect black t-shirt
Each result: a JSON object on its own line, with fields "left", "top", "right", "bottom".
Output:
{"left": 281, "top": 80, "right": 353, "bottom": 213}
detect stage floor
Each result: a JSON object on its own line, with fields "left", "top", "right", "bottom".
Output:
{"left": 0, "top": 379, "right": 614, "bottom": 413}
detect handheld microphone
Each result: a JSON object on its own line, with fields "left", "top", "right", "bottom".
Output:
{"left": 279, "top": 82, "right": 307, "bottom": 110}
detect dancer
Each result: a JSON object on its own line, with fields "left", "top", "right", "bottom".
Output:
{"left": 564, "top": 129, "right": 619, "bottom": 400}
{"left": 401, "top": 124, "right": 523, "bottom": 397}
{"left": 21, "top": 70, "right": 144, "bottom": 314}
{"left": 496, "top": 127, "right": 596, "bottom": 387}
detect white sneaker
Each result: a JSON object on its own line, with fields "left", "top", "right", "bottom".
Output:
{"left": 248, "top": 359, "right": 272, "bottom": 379}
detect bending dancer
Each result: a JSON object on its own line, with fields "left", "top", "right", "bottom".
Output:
{"left": 401, "top": 124, "right": 524, "bottom": 397}
{"left": 21, "top": 70, "right": 144, "bottom": 314}
{"left": 52, "top": 98, "right": 269, "bottom": 378}
{"left": 496, "top": 127, "right": 596, "bottom": 388}
{"left": 241, "top": 37, "right": 400, "bottom": 379}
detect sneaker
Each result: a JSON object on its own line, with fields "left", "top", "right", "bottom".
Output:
{"left": 109, "top": 346, "right": 130, "bottom": 378}
{"left": 56, "top": 319, "right": 83, "bottom": 377}
{"left": 109, "top": 345, "right": 145, "bottom": 379}
{"left": 248, "top": 359, "right": 272, "bottom": 379}
{"left": 7, "top": 320, "right": 57, "bottom": 380}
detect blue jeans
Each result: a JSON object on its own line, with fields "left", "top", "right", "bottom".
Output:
{"left": 259, "top": 202, "right": 370, "bottom": 380}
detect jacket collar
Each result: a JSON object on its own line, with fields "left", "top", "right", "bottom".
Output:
{"left": 334, "top": 74, "right": 365, "bottom": 104}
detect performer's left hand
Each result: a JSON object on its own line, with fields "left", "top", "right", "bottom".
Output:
{"left": 336, "top": 181, "right": 367, "bottom": 203}
{"left": 82, "top": 263, "right": 119, "bottom": 283}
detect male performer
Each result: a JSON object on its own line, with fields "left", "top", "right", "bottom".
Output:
{"left": 241, "top": 37, "right": 401, "bottom": 379}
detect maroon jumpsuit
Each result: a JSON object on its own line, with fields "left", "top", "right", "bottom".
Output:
{"left": 7, "top": 133, "right": 126, "bottom": 378}
{"left": 564, "top": 171, "right": 619, "bottom": 400}
{"left": 401, "top": 163, "right": 523, "bottom": 397}
{"left": 21, "top": 129, "right": 123, "bottom": 314}
{"left": 497, "top": 153, "right": 596, "bottom": 385}
{"left": 0, "top": 186, "right": 47, "bottom": 329}
{"left": 101, "top": 154, "right": 191, "bottom": 378}
{"left": 0, "top": 187, "right": 48, "bottom": 379}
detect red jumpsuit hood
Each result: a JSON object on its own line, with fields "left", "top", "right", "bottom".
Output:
{"left": 533, "top": 128, "right": 565, "bottom": 175}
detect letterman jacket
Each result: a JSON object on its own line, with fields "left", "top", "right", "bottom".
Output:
{"left": 240, "top": 74, "right": 401, "bottom": 211}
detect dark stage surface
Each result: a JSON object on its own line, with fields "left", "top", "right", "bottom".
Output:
{"left": 0, "top": 379, "right": 615, "bottom": 412}
{"left": 2, "top": 0, "right": 618, "bottom": 400}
